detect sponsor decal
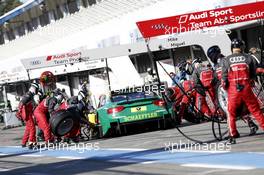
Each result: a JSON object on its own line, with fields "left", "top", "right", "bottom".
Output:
{"left": 46, "top": 52, "right": 82, "bottom": 63}
{"left": 30, "top": 60, "right": 42, "bottom": 66}
{"left": 131, "top": 106, "right": 147, "bottom": 113}
{"left": 229, "top": 56, "right": 246, "bottom": 63}
{"left": 46, "top": 55, "right": 53, "bottom": 61}
{"left": 123, "top": 112, "right": 158, "bottom": 122}
{"left": 136, "top": 1, "right": 264, "bottom": 38}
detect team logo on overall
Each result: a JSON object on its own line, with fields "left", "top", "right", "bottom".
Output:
{"left": 230, "top": 56, "right": 246, "bottom": 63}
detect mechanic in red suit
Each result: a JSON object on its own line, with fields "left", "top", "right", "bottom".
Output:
{"left": 18, "top": 83, "right": 39, "bottom": 148}
{"left": 34, "top": 89, "right": 63, "bottom": 143}
{"left": 178, "top": 79, "right": 197, "bottom": 123}
{"left": 192, "top": 59, "right": 217, "bottom": 117}
{"left": 59, "top": 95, "right": 80, "bottom": 143}
{"left": 59, "top": 91, "right": 93, "bottom": 143}
{"left": 34, "top": 90, "right": 46, "bottom": 142}
{"left": 165, "top": 85, "right": 183, "bottom": 124}
{"left": 166, "top": 61, "right": 197, "bottom": 124}
{"left": 207, "top": 45, "right": 258, "bottom": 136}
{"left": 222, "top": 38, "right": 264, "bottom": 144}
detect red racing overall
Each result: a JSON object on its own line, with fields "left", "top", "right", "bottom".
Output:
{"left": 193, "top": 64, "right": 216, "bottom": 117}
{"left": 222, "top": 53, "right": 264, "bottom": 137}
{"left": 178, "top": 80, "right": 196, "bottom": 120}
{"left": 59, "top": 100, "right": 81, "bottom": 139}
{"left": 165, "top": 86, "right": 184, "bottom": 107}
{"left": 34, "top": 97, "right": 57, "bottom": 142}
{"left": 19, "top": 92, "right": 36, "bottom": 145}
{"left": 166, "top": 81, "right": 196, "bottom": 122}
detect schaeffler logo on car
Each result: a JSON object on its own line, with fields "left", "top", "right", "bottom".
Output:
{"left": 46, "top": 52, "right": 82, "bottom": 65}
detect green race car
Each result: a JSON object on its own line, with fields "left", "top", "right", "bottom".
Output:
{"left": 97, "top": 89, "right": 174, "bottom": 137}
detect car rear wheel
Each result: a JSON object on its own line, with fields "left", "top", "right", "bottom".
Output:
{"left": 216, "top": 83, "right": 228, "bottom": 114}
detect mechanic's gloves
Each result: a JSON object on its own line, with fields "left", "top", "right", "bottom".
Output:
{"left": 49, "top": 111, "right": 57, "bottom": 118}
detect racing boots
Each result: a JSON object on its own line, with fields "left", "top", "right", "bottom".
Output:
{"left": 227, "top": 136, "right": 236, "bottom": 144}
{"left": 225, "top": 131, "right": 240, "bottom": 144}
{"left": 28, "top": 142, "right": 38, "bottom": 150}
{"left": 248, "top": 121, "right": 259, "bottom": 136}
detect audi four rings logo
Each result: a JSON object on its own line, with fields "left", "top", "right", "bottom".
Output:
{"left": 230, "top": 56, "right": 246, "bottom": 63}
{"left": 151, "top": 24, "right": 168, "bottom": 30}
{"left": 30, "top": 60, "right": 41, "bottom": 65}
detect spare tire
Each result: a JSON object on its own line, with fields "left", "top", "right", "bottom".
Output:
{"left": 50, "top": 109, "right": 80, "bottom": 136}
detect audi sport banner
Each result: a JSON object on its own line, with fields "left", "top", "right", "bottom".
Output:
{"left": 21, "top": 50, "right": 85, "bottom": 70}
{"left": 136, "top": 1, "right": 264, "bottom": 38}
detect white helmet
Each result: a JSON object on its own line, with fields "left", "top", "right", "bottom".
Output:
{"left": 78, "top": 91, "right": 86, "bottom": 101}
{"left": 147, "top": 68, "right": 153, "bottom": 74}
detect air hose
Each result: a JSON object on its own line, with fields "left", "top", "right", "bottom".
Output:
{"left": 145, "top": 42, "right": 227, "bottom": 144}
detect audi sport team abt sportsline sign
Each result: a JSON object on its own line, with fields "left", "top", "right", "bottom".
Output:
{"left": 136, "top": 1, "right": 264, "bottom": 38}
{"left": 21, "top": 51, "right": 83, "bottom": 70}
{"left": 46, "top": 52, "right": 82, "bottom": 65}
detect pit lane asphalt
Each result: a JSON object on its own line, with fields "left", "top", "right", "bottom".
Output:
{"left": 1, "top": 120, "right": 264, "bottom": 175}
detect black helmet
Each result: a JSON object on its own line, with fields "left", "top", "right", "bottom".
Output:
{"left": 207, "top": 45, "right": 221, "bottom": 64}
{"left": 231, "top": 38, "right": 245, "bottom": 51}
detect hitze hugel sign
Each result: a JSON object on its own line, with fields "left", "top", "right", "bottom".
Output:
{"left": 136, "top": 1, "right": 264, "bottom": 38}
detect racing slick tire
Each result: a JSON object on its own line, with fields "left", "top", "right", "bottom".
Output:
{"left": 50, "top": 108, "right": 80, "bottom": 137}
{"left": 216, "top": 83, "right": 228, "bottom": 114}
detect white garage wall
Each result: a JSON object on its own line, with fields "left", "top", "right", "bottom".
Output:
{"left": 107, "top": 56, "right": 144, "bottom": 91}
